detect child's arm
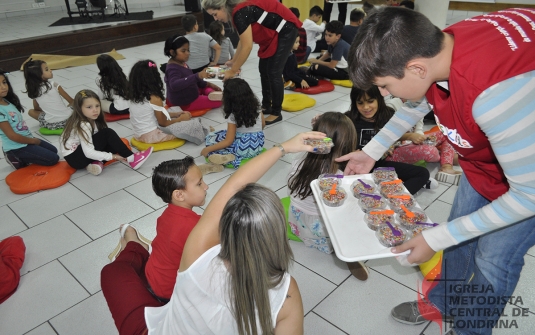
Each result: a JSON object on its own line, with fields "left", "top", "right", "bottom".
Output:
{"left": 58, "top": 86, "right": 74, "bottom": 106}
{"left": 200, "top": 123, "right": 236, "bottom": 157}
{"left": 167, "top": 65, "right": 203, "bottom": 91}
{"left": 223, "top": 26, "right": 253, "bottom": 80}
{"left": 33, "top": 99, "right": 43, "bottom": 112}
{"left": 283, "top": 55, "right": 306, "bottom": 87}
{"left": 209, "top": 43, "right": 222, "bottom": 67}
{"left": 309, "top": 52, "right": 338, "bottom": 69}
{"left": 150, "top": 95, "right": 191, "bottom": 127}
{"left": 78, "top": 122, "right": 114, "bottom": 161}
{"left": 179, "top": 131, "right": 326, "bottom": 271}
{"left": 274, "top": 277, "right": 304, "bottom": 335}
{"left": 0, "top": 122, "right": 40, "bottom": 145}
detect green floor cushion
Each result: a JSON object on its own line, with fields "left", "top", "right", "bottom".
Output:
{"left": 39, "top": 127, "right": 63, "bottom": 135}
{"left": 281, "top": 196, "right": 302, "bottom": 242}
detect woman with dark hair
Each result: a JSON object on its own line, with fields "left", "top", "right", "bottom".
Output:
{"left": 201, "top": 0, "right": 302, "bottom": 125}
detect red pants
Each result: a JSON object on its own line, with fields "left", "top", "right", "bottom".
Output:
{"left": 180, "top": 87, "right": 222, "bottom": 111}
{"left": 386, "top": 131, "right": 455, "bottom": 166}
{"left": 101, "top": 242, "right": 163, "bottom": 335}
{"left": 0, "top": 236, "right": 25, "bottom": 304}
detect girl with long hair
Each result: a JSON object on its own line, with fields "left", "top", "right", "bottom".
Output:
{"left": 96, "top": 54, "right": 130, "bottom": 115}
{"left": 60, "top": 90, "right": 153, "bottom": 176}
{"left": 345, "top": 86, "right": 434, "bottom": 193}
{"left": 163, "top": 35, "right": 222, "bottom": 110}
{"left": 23, "top": 59, "right": 73, "bottom": 130}
{"left": 0, "top": 69, "right": 59, "bottom": 169}
{"left": 128, "top": 59, "right": 209, "bottom": 145}
{"left": 201, "top": 78, "right": 265, "bottom": 169}
{"left": 208, "top": 21, "right": 235, "bottom": 65}
{"left": 287, "top": 112, "right": 369, "bottom": 280}
{"left": 202, "top": 0, "right": 301, "bottom": 125}
{"left": 102, "top": 132, "right": 327, "bottom": 335}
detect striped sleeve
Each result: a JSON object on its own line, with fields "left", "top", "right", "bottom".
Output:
{"left": 423, "top": 71, "right": 535, "bottom": 251}
{"left": 362, "top": 98, "right": 431, "bottom": 160}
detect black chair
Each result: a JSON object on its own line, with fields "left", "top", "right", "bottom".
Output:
{"left": 75, "top": 0, "right": 92, "bottom": 20}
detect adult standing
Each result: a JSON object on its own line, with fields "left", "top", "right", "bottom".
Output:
{"left": 323, "top": 0, "right": 348, "bottom": 24}
{"left": 202, "top": 0, "right": 301, "bottom": 125}
{"left": 338, "top": 7, "right": 535, "bottom": 335}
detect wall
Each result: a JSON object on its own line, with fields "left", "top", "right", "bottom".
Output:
{"left": 0, "top": 0, "right": 184, "bottom": 16}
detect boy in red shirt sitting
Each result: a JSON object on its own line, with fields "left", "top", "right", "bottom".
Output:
{"left": 145, "top": 157, "right": 208, "bottom": 302}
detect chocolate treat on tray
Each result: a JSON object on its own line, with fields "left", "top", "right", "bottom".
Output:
{"left": 398, "top": 209, "right": 428, "bottom": 228}
{"left": 322, "top": 187, "right": 347, "bottom": 207}
{"left": 318, "top": 173, "right": 342, "bottom": 191}
{"left": 351, "top": 178, "right": 376, "bottom": 197}
{"left": 358, "top": 193, "right": 387, "bottom": 213}
{"left": 305, "top": 138, "right": 334, "bottom": 154}
{"left": 217, "top": 68, "right": 226, "bottom": 79}
{"left": 388, "top": 193, "right": 415, "bottom": 212}
{"left": 376, "top": 223, "right": 408, "bottom": 247}
{"left": 379, "top": 179, "right": 404, "bottom": 195}
{"left": 373, "top": 167, "right": 398, "bottom": 183}
{"left": 365, "top": 209, "right": 395, "bottom": 231}
{"left": 206, "top": 68, "right": 217, "bottom": 78}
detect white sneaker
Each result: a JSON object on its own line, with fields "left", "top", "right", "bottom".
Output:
{"left": 424, "top": 178, "right": 439, "bottom": 189}
{"left": 86, "top": 161, "right": 103, "bottom": 176}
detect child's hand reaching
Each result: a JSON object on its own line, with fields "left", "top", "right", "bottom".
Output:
{"left": 200, "top": 147, "right": 211, "bottom": 157}
{"left": 301, "top": 80, "right": 310, "bottom": 89}
{"left": 179, "top": 112, "right": 192, "bottom": 121}
{"left": 408, "top": 133, "right": 426, "bottom": 144}
{"left": 207, "top": 83, "right": 222, "bottom": 91}
{"left": 198, "top": 68, "right": 210, "bottom": 80}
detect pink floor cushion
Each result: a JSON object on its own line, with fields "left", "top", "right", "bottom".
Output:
{"left": 5, "top": 161, "right": 76, "bottom": 194}
{"left": 104, "top": 113, "right": 130, "bottom": 122}
{"left": 294, "top": 79, "right": 335, "bottom": 95}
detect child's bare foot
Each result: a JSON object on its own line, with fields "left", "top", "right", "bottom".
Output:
{"left": 440, "top": 164, "right": 462, "bottom": 175}
{"left": 453, "top": 153, "right": 460, "bottom": 166}
{"left": 122, "top": 225, "right": 149, "bottom": 251}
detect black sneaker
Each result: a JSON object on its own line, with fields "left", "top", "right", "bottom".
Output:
{"left": 3, "top": 150, "right": 25, "bottom": 170}
{"left": 391, "top": 300, "right": 452, "bottom": 325}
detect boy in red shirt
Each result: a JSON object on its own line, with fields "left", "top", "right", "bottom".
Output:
{"left": 145, "top": 157, "right": 208, "bottom": 301}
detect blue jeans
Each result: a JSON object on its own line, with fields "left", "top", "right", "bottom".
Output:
{"left": 304, "top": 46, "right": 312, "bottom": 63}
{"left": 9, "top": 140, "right": 59, "bottom": 166}
{"left": 428, "top": 174, "right": 535, "bottom": 335}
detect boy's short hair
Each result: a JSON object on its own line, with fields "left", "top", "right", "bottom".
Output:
{"left": 289, "top": 7, "right": 300, "bottom": 19}
{"left": 182, "top": 14, "right": 198, "bottom": 32}
{"left": 325, "top": 20, "right": 344, "bottom": 35}
{"left": 399, "top": 1, "right": 415, "bottom": 9}
{"left": 309, "top": 5, "right": 323, "bottom": 17}
{"left": 348, "top": 7, "right": 444, "bottom": 89}
{"left": 152, "top": 157, "right": 196, "bottom": 203}
{"left": 350, "top": 9, "right": 365, "bottom": 23}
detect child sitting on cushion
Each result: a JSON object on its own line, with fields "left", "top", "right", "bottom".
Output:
{"left": 283, "top": 35, "right": 319, "bottom": 90}
{"left": 307, "top": 20, "right": 350, "bottom": 81}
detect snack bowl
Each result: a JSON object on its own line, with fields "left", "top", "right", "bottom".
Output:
{"left": 217, "top": 67, "right": 226, "bottom": 79}
{"left": 351, "top": 178, "right": 376, "bottom": 197}
{"left": 322, "top": 187, "right": 347, "bottom": 207}
{"left": 305, "top": 138, "right": 334, "bottom": 154}
{"left": 387, "top": 193, "right": 416, "bottom": 213}
{"left": 397, "top": 209, "right": 428, "bottom": 229}
{"left": 358, "top": 193, "right": 388, "bottom": 213}
{"left": 375, "top": 222, "right": 409, "bottom": 247}
{"left": 423, "top": 135, "right": 437, "bottom": 146}
{"left": 318, "top": 173, "right": 343, "bottom": 191}
{"left": 379, "top": 179, "right": 404, "bottom": 196}
{"left": 365, "top": 209, "right": 395, "bottom": 231}
{"left": 206, "top": 67, "right": 218, "bottom": 79}
{"left": 372, "top": 167, "right": 398, "bottom": 183}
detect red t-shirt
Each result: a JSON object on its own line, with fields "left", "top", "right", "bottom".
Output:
{"left": 232, "top": 0, "right": 302, "bottom": 58}
{"left": 145, "top": 204, "right": 200, "bottom": 299}
{"left": 426, "top": 9, "right": 535, "bottom": 201}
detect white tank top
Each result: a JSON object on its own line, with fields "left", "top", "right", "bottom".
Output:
{"left": 145, "top": 245, "right": 291, "bottom": 335}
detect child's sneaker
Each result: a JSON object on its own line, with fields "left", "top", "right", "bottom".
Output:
{"left": 129, "top": 147, "right": 153, "bottom": 170}
{"left": 207, "top": 91, "right": 223, "bottom": 101}
{"left": 3, "top": 150, "right": 26, "bottom": 170}
{"left": 208, "top": 153, "right": 235, "bottom": 165}
{"left": 423, "top": 178, "right": 439, "bottom": 190}
{"left": 435, "top": 171, "right": 462, "bottom": 186}
{"left": 284, "top": 81, "right": 296, "bottom": 90}
{"left": 198, "top": 163, "right": 224, "bottom": 175}
{"left": 86, "top": 161, "right": 104, "bottom": 176}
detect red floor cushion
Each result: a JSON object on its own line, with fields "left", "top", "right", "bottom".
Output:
{"left": 5, "top": 161, "right": 76, "bottom": 194}
{"left": 104, "top": 113, "right": 130, "bottom": 122}
{"left": 165, "top": 100, "right": 211, "bottom": 117}
{"left": 294, "top": 79, "right": 335, "bottom": 95}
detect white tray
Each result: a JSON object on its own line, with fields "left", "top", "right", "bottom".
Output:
{"left": 311, "top": 174, "right": 423, "bottom": 262}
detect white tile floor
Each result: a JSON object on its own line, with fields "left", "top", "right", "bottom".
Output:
{"left": 1, "top": 4, "right": 535, "bottom": 335}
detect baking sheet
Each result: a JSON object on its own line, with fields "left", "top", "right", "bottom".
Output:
{"left": 311, "top": 174, "right": 426, "bottom": 262}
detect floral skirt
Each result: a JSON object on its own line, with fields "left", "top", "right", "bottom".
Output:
{"left": 288, "top": 204, "right": 333, "bottom": 254}
{"left": 205, "top": 130, "right": 264, "bottom": 168}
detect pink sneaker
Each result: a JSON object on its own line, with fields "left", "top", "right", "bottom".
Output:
{"left": 129, "top": 147, "right": 153, "bottom": 170}
{"left": 86, "top": 161, "right": 103, "bottom": 176}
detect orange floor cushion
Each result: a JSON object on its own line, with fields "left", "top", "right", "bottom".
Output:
{"left": 5, "top": 161, "right": 76, "bottom": 194}
{"left": 165, "top": 99, "right": 211, "bottom": 117}
{"left": 104, "top": 113, "right": 130, "bottom": 122}
{"left": 424, "top": 125, "right": 440, "bottom": 135}
{"left": 103, "top": 138, "right": 132, "bottom": 167}
{"left": 294, "top": 79, "right": 335, "bottom": 95}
